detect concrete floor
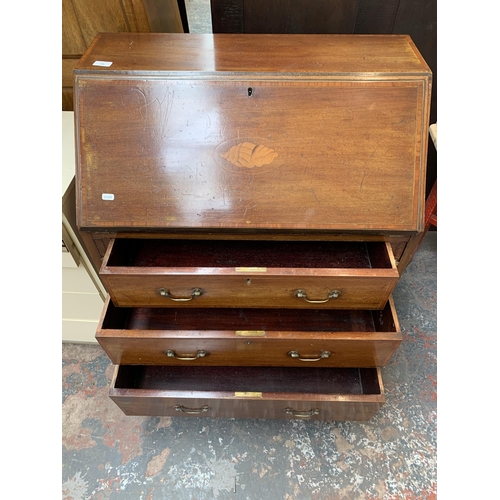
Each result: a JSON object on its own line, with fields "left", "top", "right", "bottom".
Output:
{"left": 62, "top": 232, "right": 436, "bottom": 499}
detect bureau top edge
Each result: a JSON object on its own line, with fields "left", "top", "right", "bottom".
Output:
{"left": 74, "top": 33, "right": 432, "bottom": 77}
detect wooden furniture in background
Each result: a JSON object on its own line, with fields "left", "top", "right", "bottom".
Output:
{"left": 62, "top": 0, "right": 186, "bottom": 110}
{"left": 74, "top": 33, "right": 431, "bottom": 420}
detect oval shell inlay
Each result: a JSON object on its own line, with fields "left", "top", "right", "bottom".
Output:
{"left": 220, "top": 142, "right": 278, "bottom": 168}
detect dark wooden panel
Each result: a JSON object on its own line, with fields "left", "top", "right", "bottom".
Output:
{"left": 211, "top": 0, "right": 358, "bottom": 34}
{"left": 210, "top": 0, "right": 244, "bottom": 33}
{"left": 354, "top": 0, "right": 401, "bottom": 33}
{"left": 243, "top": 0, "right": 359, "bottom": 34}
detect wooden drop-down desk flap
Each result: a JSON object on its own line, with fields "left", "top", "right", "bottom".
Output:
{"left": 74, "top": 33, "right": 431, "bottom": 421}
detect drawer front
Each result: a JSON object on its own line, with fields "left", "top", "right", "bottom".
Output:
{"left": 100, "top": 239, "right": 399, "bottom": 309}
{"left": 111, "top": 394, "right": 384, "bottom": 421}
{"left": 109, "top": 365, "right": 385, "bottom": 421}
{"left": 103, "top": 274, "right": 398, "bottom": 309}
{"left": 97, "top": 297, "right": 401, "bottom": 367}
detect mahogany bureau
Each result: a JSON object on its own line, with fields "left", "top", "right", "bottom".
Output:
{"left": 74, "top": 33, "right": 432, "bottom": 421}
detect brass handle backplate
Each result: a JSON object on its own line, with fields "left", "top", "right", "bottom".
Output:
{"left": 288, "top": 350, "right": 331, "bottom": 362}
{"left": 283, "top": 407, "right": 320, "bottom": 418}
{"left": 165, "top": 349, "right": 207, "bottom": 360}
{"left": 158, "top": 287, "right": 203, "bottom": 301}
{"left": 294, "top": 289, "right": 340, "bottom": 303}
{"left": 174, "top": 405, "right": 210, "bottom": 414}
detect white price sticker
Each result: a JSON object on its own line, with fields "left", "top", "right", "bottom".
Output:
{"left": 102, "top": 193, "right": 115, "bottom": 201}
{"left": 93, "top": 61, "right": 113, "bottom": 67}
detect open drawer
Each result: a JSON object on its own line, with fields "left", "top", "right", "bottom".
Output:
{"left": 100, "top": 239, "right": 399, "bottom": 309}
{"left": 109, "top": 365, "right": 385, "bottom": 421}
{"left": 96, "top": 295, "right": 401, "bottom": 367}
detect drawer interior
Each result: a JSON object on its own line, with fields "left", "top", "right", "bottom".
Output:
{"left": 102, "top": 302, "right": 397, "bottom": 333}
{"left": 105, "top": 239, "right": 393, "bottom": 269}
{"left": 114, "top": 365, "right": 382, "bottom": 395}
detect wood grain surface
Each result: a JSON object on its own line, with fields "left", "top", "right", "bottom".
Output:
{"left": 99, "top": 239, "right": 399, "bottom": 308}
{"left": 73, "top": 33, "right": 431, "bottom": 421}
{"left": 109, "top": 365, "right": 384, "bottom": 420}
{"left": 96, "top": 296, "right": 401, "bottom": 366}
{"left": 74, "top": 34, "right": 431, "bottom": 233}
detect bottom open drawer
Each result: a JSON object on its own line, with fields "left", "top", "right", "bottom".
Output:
{"left": 109, "top": 365, "right": 385, "bottom": 421}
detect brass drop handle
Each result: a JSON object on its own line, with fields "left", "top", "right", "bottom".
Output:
{"left": 294, "top": 289, "right": 340, "bottom": 303}
{"left": 165, "top": 349, "right": 207, "bottom": 360}
{"left": 288, "top": 350, "right": 331, "bottom": 362}
{"left": 158, "top": 287, "right": 203, "bottom": 301}
{"left": 283, "top": 407, "right": 320, "bottom": 418}
{"left": 174, "top": 405, "right": 210, "bottom": 414}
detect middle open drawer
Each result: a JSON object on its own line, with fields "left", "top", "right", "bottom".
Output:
{"left": 100, "top": 239, "right": 399, "bottom": 309}
{"left": 97, "top": 295, "right": 401, "bottom": 367}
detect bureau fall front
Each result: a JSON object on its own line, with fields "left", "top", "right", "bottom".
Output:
{"left": 74, "top": 33, "right": 431, "bottom": 421}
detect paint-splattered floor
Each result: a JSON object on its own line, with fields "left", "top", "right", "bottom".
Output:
{"left": 62, "top": 232, "right": 436, "bottom": 500}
